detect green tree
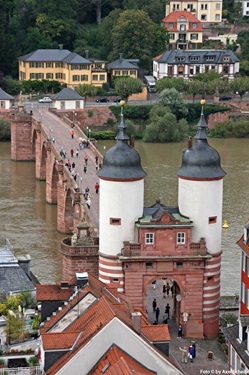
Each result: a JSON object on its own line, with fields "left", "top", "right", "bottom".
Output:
{"left": 156, "top": 77, "right": 187, "bottom": 93}
{"left": 143, "top": 106, "right": 187, "bottom": 142}
{"left": 158, "top": 88, "right": 188, "bottom": 120}
{"left": 75, "top": 84, "right": 98, "bottom": 104}
{"left": 114, "top": 76, "right": 143, "bottom": 102}
{"left": 123, "top": 0, "right": 165, "bottom": 23}
{"left": 111, "top": 10, "right": 159, "bottom": 69}
{"left": 239, "top": 60, "right": 249, "bottom": 76}
{"left": 230, "top": 77, "right": 249, "bottom": 100}
{"left": 195, "top": 70, "right": 223, "bottom": 82}
{"left": 0, "top": 118, "right": 11, "bottom": 141}
{"left": 97, "top": 9, "right": 122, "bottom": 59}
{"left": 187, "top": 80, "right": 202, "bottom": 103}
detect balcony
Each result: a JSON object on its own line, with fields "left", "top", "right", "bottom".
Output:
{"left": 121, "top": 239, "right": 207, "bottom": 257}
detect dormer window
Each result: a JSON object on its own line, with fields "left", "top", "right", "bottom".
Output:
{"left": 189, "top": 56, "right": 200, "bottom": 61}
{"left": 180, "top": 24, "right": 186, "bottom": 31}
{"left": 168, "top": 22, "right": 174, "bottom": 28}
{"left": 177, "top": 57, "right": 185, "bottom": 62}
{"left": 192, "top": 22, "right": 197, "bottom": 28}
{"left": 223, "top": 56, "right": 230, "bottom": 62}
{"left": 206, "top": 55, "right": 215, "bottom": 61}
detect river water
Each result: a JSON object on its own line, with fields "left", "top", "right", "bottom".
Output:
{"left": 1, "top": 138, "right": 249, "bottom": 295}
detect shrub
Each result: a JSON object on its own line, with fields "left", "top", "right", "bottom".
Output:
{"left": 110, "top": 105, "right": 153, "bottom": 121}
{"left": 209, "top": 119, "right": 249, "bottom": 138}
{"left": 28, "top": 356, "right": 38, "bottom": 366}
{"left": 91, "top": 131, "right": 116, "bottom": 140}
{"left": 186, "top": 103, "right": 230, "bottom": 124}
{"left": 0, "top": 119, "right": 11, "bottom": 141}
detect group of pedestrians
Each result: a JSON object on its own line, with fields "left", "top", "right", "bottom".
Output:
{"left": 179, "top": 342, "right": 196, "bottom": 363}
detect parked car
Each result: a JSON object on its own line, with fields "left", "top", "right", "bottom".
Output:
{"left": 113, "top": 97, "right": 125, "bottom": 103}
{"left": 39, "top": 97, "right": 52, "bottom": 103}
{"left": 95, "top": 97, "right": 109, "bottom": 103}
{"left": 219, "top": 96, "right": 232, "bottom": 101}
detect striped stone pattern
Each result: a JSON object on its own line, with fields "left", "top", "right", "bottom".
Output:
{"left": 202, "top": 253, "right": 221, "bottom": 338}
{"left": 99, "top": 255, "right": 124, "bottom": 292}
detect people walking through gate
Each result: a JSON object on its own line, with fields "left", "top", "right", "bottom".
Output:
{"left": 163, "top": 284, "right": 166, "bottom": 298}
{"left": 166, "top": 282, "right": 170, "bottom": 296}
{"left": 179, "top": 347, "right": 188, "bottom": 363}
{"left": 95, "top": 182, "right": 99, "bottom": 194}
{"left": 178, "top": 324, "right": 183, "bottom": 338}
{"left": 165, "top": 303, "right": 170, "bottom": 319}
{"left": 86, "top": 197, "right": 91, "bottom": 209}
{"left": 155, "top": 307, "right": 160, "bottom": 323}
{"left": 71, "top": 130, "right": 74, "bottom": 139}
{"left": 152, "top": 299, "right": 157, "bottom": 311}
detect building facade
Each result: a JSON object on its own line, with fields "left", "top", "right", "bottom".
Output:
{"left": 18, "top": 47, "right": 107, "bottom": 88}
{"left": 153, "top": 49, "right": 240, "bottom": 80}
{"left": 223, "top": 224, "right": 249, "bottom": 373}
{"left": 162, "top": 10, "right": 203, "bottom": 49}
{"left": 165, "top": 0, "right": 223, "bottom": 23}
{"left": 97, "top": 105, "right": 226, "bottom": 339}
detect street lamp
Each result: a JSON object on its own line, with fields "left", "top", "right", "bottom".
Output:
{"left": 86, "top": 126, "right": 89, "bottom": 138}
{"left": 73, "top": 111, "right": 77, "bottom": 126}
{"left": 89, "top": 129, "right": 91, "bottom": 140}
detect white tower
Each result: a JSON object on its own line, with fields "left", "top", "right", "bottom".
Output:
{"left": 177, "top": 104, "right": 226, "bottom": 338}
{"left": 97, "top": 114, "right": 146, "bottom": 291}
{"left": 177, "top": 106, "right": 226, "bottom": 254}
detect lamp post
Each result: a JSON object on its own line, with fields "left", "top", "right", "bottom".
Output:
{"left": 89, "top": 129, "right": 91, "bottom": 140}
{"left": 73, "top": 111, "right": 77, "bottom": 126}
{"left": 86, "top": 126, "right": 89, "bottom": 138}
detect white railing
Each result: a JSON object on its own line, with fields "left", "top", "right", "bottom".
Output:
{"left": 0, "top": 367, "right": 42, "bottom": 375}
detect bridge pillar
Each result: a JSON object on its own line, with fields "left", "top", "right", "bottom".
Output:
{"left": 10, "top": 109, "right": 35, "bottom": 161}
{"left": 46, "top": 147, "right": 58, "bottom": 204}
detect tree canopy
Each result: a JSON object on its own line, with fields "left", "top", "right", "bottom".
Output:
{"left": 114, "top": 77, "right": 143, "bottom": 101}
{"left": 158, "top": 88, "right": 188, "bottom": 120}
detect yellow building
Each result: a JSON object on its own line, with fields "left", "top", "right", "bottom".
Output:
{"left": 18, "top": 46, "right": 107, "bottom": 88}
{"left": 107, "top": 54, "right": 139, "bottom": 82}
{"left": 165, "top": 0, "right": 223, "bottom": 23}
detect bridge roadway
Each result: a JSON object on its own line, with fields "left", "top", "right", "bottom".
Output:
{"left": 28, "top": 104, "right": 100, "bottom": 233}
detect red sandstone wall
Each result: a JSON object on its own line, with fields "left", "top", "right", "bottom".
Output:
{"left": 11, "top": 113, "right": 35, "bottom": 161}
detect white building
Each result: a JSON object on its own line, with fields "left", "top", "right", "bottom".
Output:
{"left": 153, "top": 49, "right": 240, "bottom": 80}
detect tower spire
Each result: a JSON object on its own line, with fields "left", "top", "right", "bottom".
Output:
{"left": 195, "top": 101, "right": 208, "bottom": 140}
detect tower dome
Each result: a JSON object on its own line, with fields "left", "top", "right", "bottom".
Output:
{"left": 97, "top": 115, "right": 146, "bottom": 180}
{"left": 177, "top": 108, "right": 226, "bottom": 179}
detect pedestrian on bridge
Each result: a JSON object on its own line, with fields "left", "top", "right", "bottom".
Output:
{"left": 86, "top": 197, "right": 91, "bottom": 209}
{"left": 71, "top": 130, "right": 74, "bottom": 139}
{"left": 95, "top": 182, "right": 99, "bottom": 194}
{"left": 76, "top": 149, "right": 79, "bottom": 158}
{"left": 70, "top": 149, "right": 74, "bottom": 157}
{"left": 72, "top": 161, "right": 75, "bottom": 169}
{"left": 84, "top": 155, "right": 88, "bottom": 165}
{"left": 84, "top": 166, "right": 87, "bottom": 174}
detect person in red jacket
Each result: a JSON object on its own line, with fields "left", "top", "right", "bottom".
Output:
{"left": 95, "top": 182, "right": 99, "bottom": 194}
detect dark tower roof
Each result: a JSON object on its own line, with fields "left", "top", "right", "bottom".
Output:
{"left": 177, "top": 106, "right": 226, "bottom": 179}
{"left": 97, "top": 114, "right": 146, "bottom": 180}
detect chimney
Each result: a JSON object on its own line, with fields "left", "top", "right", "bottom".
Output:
{"left": 132, "top": 312, "right": 142, "bottom": 334}
{"left": 59, "top": 44, "right": 63, "bottom": 50}
{"left": 119, "top": 53, "right": 123, "bottom": 63}
{"left": 76, "top": 272, "right": 88, "bottom": 288}
{"left": 85, "top": 50, "right": 89, "bottom": 59}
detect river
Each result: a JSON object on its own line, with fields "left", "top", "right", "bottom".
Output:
{"left": 1, "top": 138, "right": 249, "bottom": 296}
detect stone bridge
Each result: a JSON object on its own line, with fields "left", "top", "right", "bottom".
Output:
{"left": 10, "top": 105, "right": 101, "bottom": 237}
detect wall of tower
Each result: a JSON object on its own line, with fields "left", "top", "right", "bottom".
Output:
{"left": 99, "top": 178, "right": 144, "bottom": 257}
{"left": 178, "top": 178, "right": 223, "bottom": 254}
{"left": 203, "top": 252, "right": 221, "bottom": 338}
{"left": 61, "top": 240, "right": 99, "bottom": 281}
{"left": 99, "top": 255, "right": 124, "bottom": 292}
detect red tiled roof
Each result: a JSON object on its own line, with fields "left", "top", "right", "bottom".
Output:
{"left": 42, "top": 332, "right": 81, "bottom": 350}
{"left": 162, "top": 11, "right": 203, "bottom": 32}
{"left": 141, "top": 324, "right": 171, "bottom": 342}
{"left": 89, "top": 345, "right": 156, "bottom": 375}
{"left": 153, "top": 53, "right": 163, "bottom": 61}
{"left": 36, "top": 284, "right": 72, "bottom": 301}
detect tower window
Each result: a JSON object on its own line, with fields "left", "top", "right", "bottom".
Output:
{"left": 146, "top": 262, "right": 153, "bottom": 269}
{"left": 209, "top": 216, "right": 217, "bottom": 224}
{"left": 110, "top": 218, "right": 121, "bottom": 225}
{"left": 176, "top": 262, "right": 183, "bottom": 268}
{"left": 145, "top": 233, "right": 154, "bottom": 244}
{"left": 177, "top": 232, "right": 186, "bottom": 244}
